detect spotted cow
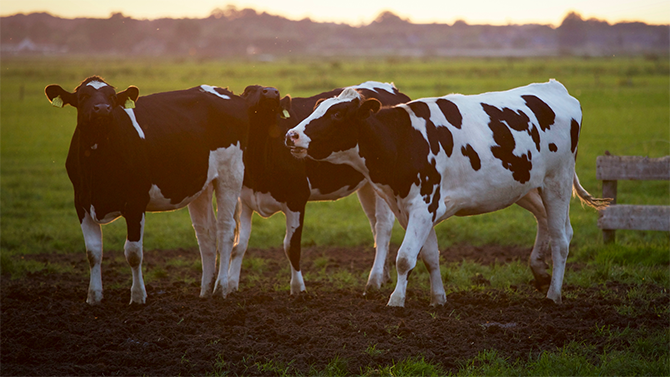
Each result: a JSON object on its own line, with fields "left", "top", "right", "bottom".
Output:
{"left": 45, "top": 76, "right": 276, "bottom": 304}
{"left": 286, "top": 79, "right": 610, "bottom": 307}
{"left": 229, "top": 82, "right": 410, "bottom": 295}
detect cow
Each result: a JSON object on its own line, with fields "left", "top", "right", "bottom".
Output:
{"left": 286, "top": 79, "right": 610, "bottom": 307}
{"left": 45, "top": 76, "right": 278, "bottom": 304}
{"left": 228, "top": 82, "right": 411, "bottom": 295}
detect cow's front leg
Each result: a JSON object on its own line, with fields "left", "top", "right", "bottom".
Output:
{"left": 284, "top": 208, "right": 305, "bottom": 295}
{"left": 81, "top": 212, "right": 103, "bottom": 305}
{"left": 388, "top": 214, "right": 433, "bottom": 307}
{"left": 125, "top": 212, "right": 147, "bottom": 304}
{"left": 357, "top": 184, "right": 395, "bottom": 292}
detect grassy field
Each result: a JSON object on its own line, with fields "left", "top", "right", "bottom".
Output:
{"left": 1, "top": 55, "right": 668, "bottom": 375}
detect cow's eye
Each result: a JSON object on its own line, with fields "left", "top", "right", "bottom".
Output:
{"left": 332, "top": 110, "right": 344, "bottom": 120}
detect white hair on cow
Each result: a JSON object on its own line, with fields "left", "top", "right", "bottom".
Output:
{"left": 338, "top": 87, "right": 362, "bottom": 100}
{"left": 353, "top": 81, "right": 397, "bottom": 94}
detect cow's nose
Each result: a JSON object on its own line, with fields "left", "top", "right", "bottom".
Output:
{"left": 93, "top": 104, "right": 111, "bottom": 114}
{"left": 285, "top": 130, "right": 299, "bottom": 147}
{"left": 262, "top": 87, "right": 279, "bottom": 99}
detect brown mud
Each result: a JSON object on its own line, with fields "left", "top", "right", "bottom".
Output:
{"left": 2, "top": 245, "right": 667, "bottom": 375}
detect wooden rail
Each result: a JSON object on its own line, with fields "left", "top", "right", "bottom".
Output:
{"left": 596, "top": 155, "right": 670, "bottom": 243}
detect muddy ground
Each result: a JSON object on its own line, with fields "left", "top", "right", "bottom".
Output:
{"left": 2, "top": 245, "right": 667, "bottom": 376}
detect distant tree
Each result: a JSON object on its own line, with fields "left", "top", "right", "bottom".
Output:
{"left": 558, "top": 11, "right": 587, "bottom": 51}
{"left": 373, "top": 11, "right": 408, "bottom": 25}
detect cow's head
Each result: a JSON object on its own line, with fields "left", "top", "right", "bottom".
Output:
{"left": 241, "top": 85, "right": 291, "bottom": 138}
{"left": 285, "top": 88, "right": 380, "bottom": 161}
{"left": 45, "top": 76, "right": 139, "bottom": 122}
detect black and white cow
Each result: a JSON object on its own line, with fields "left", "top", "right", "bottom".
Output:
{"left": 45, "top": 76, "right": 276, "bottom": 304}
{"left": 229, "top": 82, "right": 410, "bottom": 295}
{"left": 286, "top": 79, "right": 610, "bottom": 307}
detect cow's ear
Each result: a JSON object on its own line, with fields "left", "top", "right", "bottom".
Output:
{"left": 117, "top": 86, "right": 139, "bottom": 109}
{"left": 357, "top": 98, "right": 381, "bottom": 119}
{"left": 279, "top": 95, "right": 292, "bottom": 119}
{"left": 45, "top": 85, "right": 77, "bottom": 108}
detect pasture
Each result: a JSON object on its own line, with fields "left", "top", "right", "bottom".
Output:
{"left": 1, "top": 56, "right": 669, "bottom": 375}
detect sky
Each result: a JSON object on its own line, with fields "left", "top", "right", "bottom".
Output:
{"left": 1, "top": 0, "right": 668, "bottom": 26}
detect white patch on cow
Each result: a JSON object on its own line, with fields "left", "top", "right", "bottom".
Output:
{"left": 353, "top": 81, "right": 396, "bottom": 94}
{"left": 89, "top": 205, "right": 121, "bottom": 224}
{"left": 123, "top": 108, "right": 146, "bottom": 139}
{"left": 200, "top": 85, "right": 230, "bottom": 100}
{"left": 146, "top": 143, "right": 243, "bottom": 212}
{"left": 86, "top": 81, "right": 108, "bottom": 90}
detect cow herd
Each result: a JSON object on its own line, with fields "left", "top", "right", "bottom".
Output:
{"left": 45, "top": 76, "right": 610, "bottom": 307}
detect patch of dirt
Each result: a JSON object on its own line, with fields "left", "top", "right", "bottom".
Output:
{"left": 2, "top": 245, "right": 667, "bottom": 376}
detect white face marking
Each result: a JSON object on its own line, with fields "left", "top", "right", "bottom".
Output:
{"left": 352, "top": 81, "right": 396, "bottom": 94}
{"left": 200, "top": 85, "right": 230, "bottom": 100}
{"left": 86, "top": 81, "right": 108, "bottom": 90}
{"left": 289, "top": 87, "right": 361, "bottom": 153}
{"left": 123, "top": 108, "right": 146, "bottom": 139}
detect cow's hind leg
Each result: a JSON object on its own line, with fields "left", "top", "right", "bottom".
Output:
{"left": 515, "top": 189, "right": 552, "bottom": 292}
{"left": 124, "top": 212, "right": 147, "bottom": 304}
{"left": 81, "top": 212, "right": 104, "bottom": 304}
{"left": 228, "top": 200, "right": 253, "bottom": 292}
{"left": 539, "top": 174, "right": 574, "bottom": 304}
{"left": 419, "top": 228, "right": 446, "bottom": 306}
{"left": 284, "top": 208, "right": 306, "bottom": 295}
{"left": 357, "top": 183, "right": 394, "bottom": 292}
{"left": 211, "top": 147, "right": 245, "bottom": 298}
{"left": 187, "top": 184, "right": 218, "bottom": 298}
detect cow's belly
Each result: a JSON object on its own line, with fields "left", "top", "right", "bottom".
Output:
{"left": 88, "top": 205, "right": 122, "bottom": 224}
{"left": 240, "top": 187, "right": 285, "bottom": 218}
{"left": 146, "top": 184, "right": 204, "bottom": 211}
{"left": 307, "top": 179, "right": 365, "bottom": 201}
{"left": 146, "top": 145, "right": 243, "bottom": 212}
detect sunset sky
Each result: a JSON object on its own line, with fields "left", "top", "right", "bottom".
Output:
{"left": 1, "top": 0, "right": 668, "bottom": 26}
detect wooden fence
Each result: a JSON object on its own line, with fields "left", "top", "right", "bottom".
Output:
{"left": 596, "top": 155, "right": 670, "bottom": 243}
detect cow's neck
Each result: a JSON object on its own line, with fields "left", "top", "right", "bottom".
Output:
{"left": 357, "top": 110, "right": 399, "bottom": 187}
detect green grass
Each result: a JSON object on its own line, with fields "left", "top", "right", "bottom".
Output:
{"left": 2, "top": 56, "right": 668, "bottom": 257}
{"left": 2, "top": 55, "right": 668, "bottom": 376}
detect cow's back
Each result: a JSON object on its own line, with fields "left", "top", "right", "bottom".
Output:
{"left": 421, "top": 80, "right": 581, "bottom": 218}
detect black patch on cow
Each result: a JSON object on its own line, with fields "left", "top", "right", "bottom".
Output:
{"left": 305, "top": 160, "right": 365, "bottom": 195}
{"left": 65, "top": 85, "right": 249, "bottom": 226}
{"left": 549, "top": 143, "right": 558, "bottom": 152}
{"left": 522, "top": 95, "right": 555, "bottom": 132}
{"left": 408, "top": 102, "right": 453, "bottom": 157}
{"left": 436, "top": 98, "right": 462, "bottom": 129}
{"left": 529, "top": 124, "right": 541, "bottom": 152}
{"left": 570, "top": 118, "right": 580, "bottom": 153}
{"left": 482, "top": 103, "right": 533, "bottom": 184}
{"left": 361, "top": 107, "right": 443, "bottom": 222}
{"left": 461, "top": 144, "right": 481, "bottom": 171}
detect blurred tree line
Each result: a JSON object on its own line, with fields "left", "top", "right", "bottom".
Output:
{"left": 2, "top": 7, "right": 668, "bottom": 58}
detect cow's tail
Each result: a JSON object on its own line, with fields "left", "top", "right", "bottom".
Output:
{"left": 233, "top": 198, "right": 242, "bottom": 247}
{"left": 572, "top": 173, "right": 612, "bottom": 209}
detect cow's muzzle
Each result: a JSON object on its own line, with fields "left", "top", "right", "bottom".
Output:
{"left": 285, "top": 130, "right": 307, "bottom": 158}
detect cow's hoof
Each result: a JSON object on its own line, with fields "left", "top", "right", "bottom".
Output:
{"left": 387, "top": 294, "right": 405, "bottom": 307}
{"left": 430, "top": 293, "right": 447, "bottom": 307}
